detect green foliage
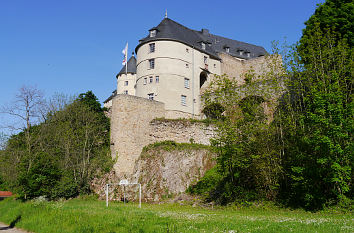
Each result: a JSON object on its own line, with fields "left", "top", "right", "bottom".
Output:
{"left": 142, "top": 140, "right": 211, "bottom": 155}
{"left": 0, "top": 91, "right": 113, "bottom": 200}
{"left": 202, "top": 102, "right": 225, "bottom": 120}
{"left": 278, "top": 25, "right": 353, "bottom": 210}
{"left": 17, "top": 152, "right": 61, "bottom": 199}
{"left": 199, "top": 54, "right": 284, "bottom": 204}
{"left": 187, "top": 166, "right": 222, "bottom": 199}
{"left": 300, "top": 0, "right": 354, "bottom": 50}
{"left": 78, "top": 90, "right": 103, "bottom": 113}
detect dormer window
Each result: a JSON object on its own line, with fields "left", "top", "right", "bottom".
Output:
{"left": 201, "top": 42, "right": 206, "bottom": 50}
{"left": 225, "top": 47, "right": 230, "bottom": 53}
{"left": 239, "top": 50, "right": 243, "bottom": 56}
{"left": 150, "top": 30, "right": 156, "bottom": 37}
{"left": 246, "top": 52, "right": 250, "bottom": 58}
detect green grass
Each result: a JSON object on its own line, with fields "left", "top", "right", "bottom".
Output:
{"left": 141, "top": 140, "right": 212, "bottom": 154}
{"left": 0, "top": 197, "right": 352, "bottom": 233}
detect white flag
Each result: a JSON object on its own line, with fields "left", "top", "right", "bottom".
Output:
{"left": 122, "top": 43, "right": 128, "bottom": 66}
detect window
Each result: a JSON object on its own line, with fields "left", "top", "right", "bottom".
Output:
{"left": 186, "top": 48, "right": 189, "bottom": 53}
{"left": 239, "top": 50, "right": 243, "bottom": 55}
{"left": 155, "top": 76, "right": 159, "bottom": 83}
{"left": 148, "top": 93, "right": 154, "bottom": 100}
{"left": 150, "top": 30, "right": 156, "bottom": 37}
{"left": 246, "top": 52, "right": 250, "bottom": 58}
{"left": 186, "top": 63, "right": 189, "bottom": 68}
{"left": 201, "top": 42, "right": 206, "bottom": 50}
{"left": 123, "top": 90, "right": 128, "bottom": 94}
{"left": 184, "top": 78, "right": 190, "bottom": 89}
{"left": 143, "top": 77, "right": 147, "bottom": 85}
{"left": 204, "top": 56, "right": 208, "bottom": 64}
{"left": 149, "top": 76, "right": 153, "bottom": 83}
{"left": 124, "top": 81, "right": 128, "bottom": 86}
{"left": 214, "top": 64, "right": 216, "bottom": 68}
{"left": 149, "top": 59, "right": 155, "bottom": 69}
{"left": 181, "top": 95, "right": 187, "bottom": 106}
{"left": 149, "top": 43, "right": 155, "bottom": 53}
{"left": 225, "top": 47, "right": 230, "bottom": 53}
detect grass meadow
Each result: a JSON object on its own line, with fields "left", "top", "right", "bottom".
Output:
{"left": 0, "top": 197, "right": 352, "bottom": 232}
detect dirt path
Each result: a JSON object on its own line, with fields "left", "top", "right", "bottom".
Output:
{"left": 0, "top": 222, "right": 30, "bottom": 233}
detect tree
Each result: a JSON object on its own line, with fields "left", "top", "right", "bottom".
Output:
{"left": 194, "top": 54, "right": 285, "bottom": 204}
{"left": 300, "top": 0, "right": 354, "bottom": 62}
{"left": 0, "top": 90, "right": 113, "bottom": 199}
{"left": 279, "top": 25, "right": 353, "bottom": 209}
{"left": 0, "top": 85, "right": 44, "bottom": 132}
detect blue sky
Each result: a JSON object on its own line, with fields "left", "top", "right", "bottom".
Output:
{"left": 0, "top": 0, "right": 324, "bottom": 135}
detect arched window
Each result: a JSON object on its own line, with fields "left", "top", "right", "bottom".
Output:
{"left": 200, "top": 72, "right": 207, "bottom": 88}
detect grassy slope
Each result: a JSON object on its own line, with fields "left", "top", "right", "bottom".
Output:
{"left": 0, "top": 198, "right": 352, "bottom": 233}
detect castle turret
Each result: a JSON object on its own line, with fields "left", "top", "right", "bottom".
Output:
{"left": 117, "top": 55, "right": 137, "bottom": 95}
{"left": 104, "top": 55, "right": 137, "bottom": 109}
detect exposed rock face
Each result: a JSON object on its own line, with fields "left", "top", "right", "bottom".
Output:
{"left": 92, "top": 144, "right": 216, "bottom": 203}
{"left": 132, "top": 145, "right": 216, "bottom": 202}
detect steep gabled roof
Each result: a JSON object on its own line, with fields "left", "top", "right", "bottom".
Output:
{"left": 117, "top": 56, "right": 137, "bottom": 77}
{"left": 136, "top": 18, "right": 267, "bottom": 60}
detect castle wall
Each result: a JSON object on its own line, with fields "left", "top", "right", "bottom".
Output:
{"left": 111, "top": 95, "right": 165, "bottom": 176}
{"left": 110, "top": 94, "right": 215, "bottom": 176}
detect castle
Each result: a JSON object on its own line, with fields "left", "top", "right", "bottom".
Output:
{"left": 104, "top": 17, "right": 275, "bottom": 177}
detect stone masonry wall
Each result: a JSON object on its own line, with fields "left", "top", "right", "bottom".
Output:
{"left": 111, "top": 95, "right": 215, "bottom": 177}
{"left": 111, "top": 95, "right": 165, "bottom": 177}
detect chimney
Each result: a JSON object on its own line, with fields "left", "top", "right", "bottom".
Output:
{"left": 201, "top": 29, "right": 209, "bottom": 35}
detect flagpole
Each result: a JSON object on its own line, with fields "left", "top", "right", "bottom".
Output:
{"left": 125, "top": 42, "right": 128, "bottom": 75}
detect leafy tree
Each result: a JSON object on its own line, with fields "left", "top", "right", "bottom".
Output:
{"left": 300, "top": 0, "right": 354, "bottom": 62}
{"left": 279, "top": 25, "right": 353, "bottom": 209}
{"left": 17, "top": 152, "right": 61, "bottom": 199}
{"left": 194, "top": 54, "right": 285, "bottom": 204}
{"left": 78, "top": 90, "right": 103, "bottom": 113}
{"left": 0, "top": 91, "right": 113, "bottom": 199}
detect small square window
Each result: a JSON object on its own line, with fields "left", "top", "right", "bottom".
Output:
{"left": 124, "top": 81, "right": 128, "bottom": 86}
{"left": 184, "top": 78, "right": 190, "bottom": 89}
{"left": 148, "top": 93, "right": 154, "bottom": 100}
{"left": 150, "top": 30, "right": 156, "bottom": 37}
{"left": 214, "top": 64, "right": 216, "bottom": 68}
{"left": 144, "top": 77, "right": 147, "bottom": 85}
{"left": 149, "top": 43, "right": 155, "bottom": 53}
{"left": 186, "top": 63, "right": 189, "bottom": 68}
{"left": 155, "top": 76, "right": 159, "bottom": 83}
{"left": 186, "top": 48, "right": 189, "bottom": 53}
{"left": 149, "top": 76, "right": 153, "bottom": 83}
{"left": 181, "top": 95, "right": 187, "bottom": 106}
{"left": 123, "top": 90, "right": 128, "bottom": 94}
{"left": 149, "top": 59, "right": 155, "bottom": 69}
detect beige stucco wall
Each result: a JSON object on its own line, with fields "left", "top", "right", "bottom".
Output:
{"left": 110, "top": 94, "right": 215, "bottom": 176}
{"left": 135, "top": 40, "right": 221, "bottom": 118}
{"left": 117, "top": 73, "right": 136, "bottom": 95}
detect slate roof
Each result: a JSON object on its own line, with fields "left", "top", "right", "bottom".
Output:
{"left": 117, "top": 56, "right": 137, "bottom": 76}
{"left": 103, "top": 90, "right": 117, "bottom": 104}
{"left": 136, "top": 18, "right": 267, "bottom": 60}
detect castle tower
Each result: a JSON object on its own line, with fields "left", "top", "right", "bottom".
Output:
{"left": 116, "top": 55, "right": 137, "bottom": 95}
{"left": 134, "top": 18, "right": 267, "bottom": 118}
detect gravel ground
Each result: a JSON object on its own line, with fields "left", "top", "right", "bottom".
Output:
{"left": 0, "top": 222, "right": 30, "bottom": 233}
